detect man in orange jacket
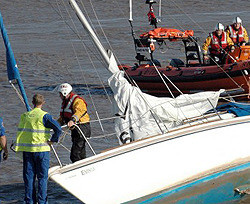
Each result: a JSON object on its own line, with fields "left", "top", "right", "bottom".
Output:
{"left": 225, "top": 17, "right": 249, "bottom": 46}
{"left": 202, "top": 23, "right": 234, "bottom": 65}
{"left": 58, "top": 83, "right": 91, "bottom": 163}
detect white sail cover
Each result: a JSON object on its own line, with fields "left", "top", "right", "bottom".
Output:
{"left": 107, "top": 54, "right": 222, "bottom": 144}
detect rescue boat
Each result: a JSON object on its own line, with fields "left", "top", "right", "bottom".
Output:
{"left": 119, "top": 1, "right": 250, "bottom": 98}
{"left": 119, "top": 45, "right": 250, "bottom": 96}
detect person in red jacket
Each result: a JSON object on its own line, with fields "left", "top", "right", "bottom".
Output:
{"left": 202, "top": 23, "right": 234, "bottom": 65}
{"left": 225, "top": 17, "right": 249, "bottom": 46}
{"left": 58, "top": 83, "right": 91, "bottom": 163}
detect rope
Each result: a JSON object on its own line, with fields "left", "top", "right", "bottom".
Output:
{"left": 148, "top": 62, "right": 212, "bottom": 125}
{"left": 10, "top": 82, "right": 26, "bottom": 106}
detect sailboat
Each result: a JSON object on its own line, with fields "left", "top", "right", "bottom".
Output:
{"left": 119, "top": 0, "right": 250, "bottom": 97}
{"left": 48, "top": 0, "right": 250, "bottom": 203}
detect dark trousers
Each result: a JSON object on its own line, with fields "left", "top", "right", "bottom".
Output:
{"left": 23, "top": 151, "right": 49, "bottom": 204}
{"left": 70, "top": 122, "right": 91, "bottom": 163}
{"left": 210, "top": 53, "right": 227, "bottom": 65}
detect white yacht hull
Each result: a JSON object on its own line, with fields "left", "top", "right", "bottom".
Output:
{"left": 49, "top": 115, "right": 250, "bottom": 203}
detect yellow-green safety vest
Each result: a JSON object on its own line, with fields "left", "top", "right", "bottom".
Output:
{"left": 15, "top": 108, "right": 51, "bottom": 152}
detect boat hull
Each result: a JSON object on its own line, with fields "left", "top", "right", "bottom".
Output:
{"left": 49, "top": 115, "right": 250, "bottom": 203}
{"left": 130, "top": 163, "right": 250, "bottom": 204}
{"left": 121, "top": 60, "right": 250, "bottom": 96}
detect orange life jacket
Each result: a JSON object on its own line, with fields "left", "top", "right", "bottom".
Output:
{"left": 228, "top": 24, "right": 244, "bottom": 44}
{"left": 60, "top": 92, "right": 87, "bottom": 121}
{"left": 209, "top": 31, "right": 228, "bottom": 55}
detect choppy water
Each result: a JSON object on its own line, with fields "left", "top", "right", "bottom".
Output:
{"left": 0, "top": 0, "right": 249, "bottom": 203}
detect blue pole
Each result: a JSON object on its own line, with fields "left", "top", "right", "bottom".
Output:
{"left": 0, "top": 11, "right": 31, "bottom": 111}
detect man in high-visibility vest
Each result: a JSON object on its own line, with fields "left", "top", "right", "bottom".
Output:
{"left": 15, "top": 94, "right": 62, "bottom": 204}
{"left": 0, "top": 117, "right": 8, "bottom": 162}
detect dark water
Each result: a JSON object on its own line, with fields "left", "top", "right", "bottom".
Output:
{"left": 0, "top": 0, "right": 249, "bottom": 203}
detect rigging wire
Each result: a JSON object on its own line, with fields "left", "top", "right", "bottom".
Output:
{"left": 49, "top": 0, "right": 113, "bottom": 102}
{"left": 58, "top": 0, "right": 109, "bottom": 136}
{"left": 75, "top": 1, "right": 114, "bottom": 104}
{"left": 10, "top": 82, "right": 26, "bottom": 106}
{"left": 150, "top": 62, "right": 212, "bottom": 125}
{"left": 86, "top": 0, "right": 142, "bottom": 86}
{"left": 71, "top": 0, "right": 218, "bottom": 132}
{"left": 42, "top": 0, "right": 118, "bottom": 156}
{"left": 50, "top": 0, "right": 139, "bottom": 148}
{"left": 47, "top": 0, "right": 247, "bottom": 152}
{"left": 74, "top": 0, "right": 173, "bottom": 133}
{"left": 167, "top": 0, "right": 243, "bottom": 90}
{"left": 51, "top": 0, "right": 119, "bottom": 139}
{"left": 125, "top": 0, "right": 244, "bottom": 95}
{"left": 46, "top": 1, "right": 76, "bottom": 83}
{"left": 165, "top": 13, "right": 243, "bottom": 90}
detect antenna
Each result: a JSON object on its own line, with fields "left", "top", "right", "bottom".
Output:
{"left": 129, "top": 0, "right": 133, "bottom": 22}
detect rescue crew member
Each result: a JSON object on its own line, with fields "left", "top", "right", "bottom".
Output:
{"left": 225, "top": 17, "right": 249, "bottom": 46}
{"left": 15, "top": 94, "right": 62, "bottom": 204}
{"left": 0, "top": 117, "right": 8, "bottom": 162}
{"left": 58, "top": 83, "right": 91, "bottom": 163}
{"left": 203, "top": 23, "right": 235, "bottom": 65}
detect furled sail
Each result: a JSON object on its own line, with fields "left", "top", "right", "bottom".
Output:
{"left": 108, "top": 55, "right": 222, "bottom": 143}
{"left": 0, "top": 11, "right": 31, "bottom": 111}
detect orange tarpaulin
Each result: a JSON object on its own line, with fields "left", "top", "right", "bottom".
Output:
{"left": 140, "top": 27, "right": 194, "bottom": 40}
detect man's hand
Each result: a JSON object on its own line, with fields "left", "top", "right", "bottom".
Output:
{"left": 203, "top": 55, "right": 209, "bottom": 60}
{"left": 3, "top": 151, "right": 8, "bottom": 160}
{"left": 47, "top": 141, "right": 54, "bottom": 145}
{"left": 230, "top": 46, "right": 235, "bottom": 52}
{"left": 67, "top": 120, "right": 75, "bottom": 128}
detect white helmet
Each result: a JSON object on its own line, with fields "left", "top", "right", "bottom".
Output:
{"left": 58, "top": 83, "right": 72, "bottom": 96}
{"left": 215, "top": 23, "right": 224, "bottom": 31}
{"left": 233, "top": 16, "right": 242, "bottom": 24}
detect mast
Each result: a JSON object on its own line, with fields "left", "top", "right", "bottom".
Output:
{"left": 0, "top": 11, "right": 31, "bottom": 111}
{"left": 129, "top": 0, "right": 133, "bottom": 22}
{"left": 69, "top": 0, "right": 111, "bottom": 68}
{"left": 158, "top": 0, "right": 162, "bottom": 22}
{"left": 128, "top": 0, "right": 136, "bottom": 50}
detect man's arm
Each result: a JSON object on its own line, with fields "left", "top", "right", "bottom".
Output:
{"left": 226, "top": 35, "right": 234, "bottom": 47}
{"left": 71, "top": 98, "right": 88, "bottom": 123}
{"left": 0, "top": 119, "right": 8, "bottom": 160}
{"left": 0, "top": 135, "right": 8, "bottom": 160}
{"left": 202, "top": 36, "right": 212, "bottom": 61}
{"left": 43, "top": 114, "right": 62, "bottom": 143}
{"left": 243, "top": 27, "right": 249, "bottom": 43}
{"left": 202, "top": 36, "right": 212, "bottom": 55}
